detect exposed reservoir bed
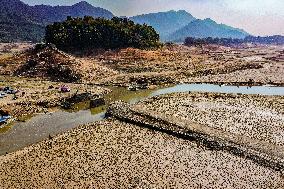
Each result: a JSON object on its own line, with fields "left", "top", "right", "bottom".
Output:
{"left": 0, "top": 84, "right": 284, "bottom": 155}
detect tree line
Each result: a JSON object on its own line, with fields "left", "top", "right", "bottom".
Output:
{"left": 185, "top": 35, "right": 284, "bottom": 46}
{"left": 45, "top": 16, "right": 161, "bottom": 50}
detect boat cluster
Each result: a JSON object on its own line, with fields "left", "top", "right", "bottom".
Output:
{"left": 0, "top": 110, "right": 12, "bottom": 128}
{"left": 0, "top": 86, "right": 19, "bottom": 99}
{"left": 127, "top": 82, "right": 148, "bottom": 91}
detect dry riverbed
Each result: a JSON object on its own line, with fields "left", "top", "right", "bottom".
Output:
{"left": 1, "top": 92, "right": 284, "bottom": 188}
{"left": 1, "top": 43, "right": 283, "bottom": 88}
{"left": 0, "top": 119, "right": 283, "bottom": 188}
{"left": 94, "top": 44, "right": 284, "bottom": 86}
{"left": 135, "top": 92, "right": 284, "bottom": 147}
{"left": 0, "top": 43, "right": 284, "bottom": 188}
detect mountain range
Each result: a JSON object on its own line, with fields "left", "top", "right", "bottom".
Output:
{"left": 168, "top": 18, "right": 249, "bottom": 42}
{"left": 0, "top": 0, "right": 250, "bottom": 43}
{"left": 0, "top": 0, "right": 113, "bottom": 42}
{"left": 129, "top": 10, "right": 196, "bottom": 41}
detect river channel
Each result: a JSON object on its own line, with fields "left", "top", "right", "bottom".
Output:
{"left": 0, "top": 83, "right": 284, "bottom": 155}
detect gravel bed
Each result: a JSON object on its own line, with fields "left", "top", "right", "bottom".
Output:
{"left": 136, "top": 93, "right": 284, "bottom": 147}
{"left": 185, "top": 62, "right": 284, "bottom": 85}
{"left": 0, "top": 119, "right": 283, "bottom": 188}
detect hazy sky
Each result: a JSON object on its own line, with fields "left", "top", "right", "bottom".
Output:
{"left": 22, "top": 0, "right": 284, "bottom": 36}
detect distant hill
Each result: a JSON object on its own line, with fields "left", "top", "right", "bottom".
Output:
{"left": 32, "top": 1, "right": 114, "bottom": 24}
{"left": 0, "top": 1, "right": 252, "bottom": 43}
{"left": 168, "top": 18, "right": 250, "bottom": 42}
{"left": 129, "top": 11, "right": 250, "bottom": 42}
{"left": 0, "top": 0, "right": 43, "bottom": 42}
{"left": 0, "top": 0, "right": 114, "bottom": 42}
{"left": 130, "top": 10, "right": 196, "bottom": 41}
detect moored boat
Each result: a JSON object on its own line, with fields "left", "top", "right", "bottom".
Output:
{"left": 128, "top": 84, "right": 138, "bottom": 91}
{"left": 0, "top": 115, "right": 12, "bottom": 128}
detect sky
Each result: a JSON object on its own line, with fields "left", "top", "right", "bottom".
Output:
{"left": 21, "top": 0, "right": 284, "bottom": 36}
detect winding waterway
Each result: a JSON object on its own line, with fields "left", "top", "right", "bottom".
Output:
{"left": 0, "top": 84, "right": 284, "bottom": 155}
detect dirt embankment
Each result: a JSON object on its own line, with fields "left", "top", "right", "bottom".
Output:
{"left": 93, "top": 45, "right": 269, "bottom": 86}
{"left": 0, "top": 44, "right": 118, "bottom": 84}
{"left": 0, "top": 44, "right": 83, "bottom": 82}
{"left": 1, "top": 43, "right": 283, "bottom": 87}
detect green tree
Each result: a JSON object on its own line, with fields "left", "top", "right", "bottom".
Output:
{"left": 45, "top": 17, "right": 161, "bottom": 51}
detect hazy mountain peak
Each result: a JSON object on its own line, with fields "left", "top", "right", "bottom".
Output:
{"left": 0, "top": 0, "right": 23, "bottom": 5}
{"left": 0, "top": 0, "right": 251, "bottom": 43}
{"left": 0, "top": 0, "right": 29, "bottom": 9}
{"left": 204, "top": 18, "right": 216, "bottom": 24}
{"left": 130, "top": 10, "right": 196, "bottom": 40}
{"left": 168, "top": 18, "right": 250, "bottom": 42}
{"left": 177, "top": 10, "right": 190, "bottom": 14}
{"left": 167, "top": 10, "right": 188, "bottom": 14}
{"left": 73, "top": 1, "right": 93, "bottom": 8}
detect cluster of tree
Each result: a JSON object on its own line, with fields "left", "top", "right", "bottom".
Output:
{"left": 244, "top": 35, "right": 284, "bottom": 45}
{"left": 184, "top": 35, "right": 284, "bottom": 46}
{"left": 45, "top": 16, "right": 161, "bottom": 50}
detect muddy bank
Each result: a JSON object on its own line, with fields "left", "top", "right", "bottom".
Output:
{"left": 1, "top": 83, "right": 283, "bottom": 155}
{"left": 0, "top": 77, "right": 110, "bottom": 118}
{"left": 0, "top": 119, "right": 283, "bottom": 188}
{"left": 106, "top": 100, "right": 284, "bottom": 171}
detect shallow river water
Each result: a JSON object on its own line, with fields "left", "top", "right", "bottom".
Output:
{"left": 0, "top": 84, "right": 284, "bottom": 155}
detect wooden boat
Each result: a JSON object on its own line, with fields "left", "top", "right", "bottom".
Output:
{"left": 128, "top": 84, "right": 138, "bottom": 91}
{"left": 0, "top": 115, "right": 12, "bottom": 128}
